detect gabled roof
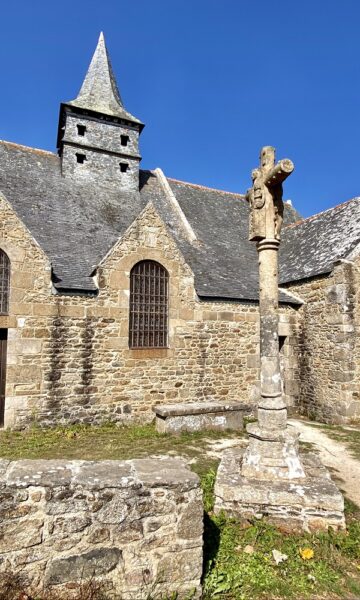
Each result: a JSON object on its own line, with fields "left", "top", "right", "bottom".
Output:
{"left": 3, "top": 140, "right": 358, "bottom": 303}
{"left": 66, "top": 32, "right": 142, "bottom": 125}
{"left": 0, "top": 140, "right": 302, "bottom": 304}
{"left": 280, "top": 198, "right": 360, "bottom": 283}
{"left": 0, "top": 141, "right": 146, "bottom": 291}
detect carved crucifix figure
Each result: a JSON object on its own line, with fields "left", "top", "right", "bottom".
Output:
{"left": 247, "top": 146, "right": 293, "bottom": 242}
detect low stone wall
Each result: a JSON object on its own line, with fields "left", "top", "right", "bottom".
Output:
{"left": 0, "top": 457, "right": 203, "bottom": 599}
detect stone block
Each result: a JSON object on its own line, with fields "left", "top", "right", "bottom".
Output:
{"left": 11, "top": 302, "right": 33, "bottom": 316}
{"left": 245, "top": 312, "right": 259, "bottom": 322}
{"left": 15, "top": 339, "right": 42, "bottom": 355}
{"left": 58, "top": 305, "right": 85, "bottom": 318}
{"left": 278, "top": 322, "right": 291, "bottom": 336}
{"left": 45, "top": 547, "right": 122, "bottom": 585}
{"left": 32, "top": 304, "right": 58, "bottom": 316}
{"left": 247, "top": 354, "right": 260, "bottom": 368}
{"left": 11, "top": 271, "right": 34, "bottom": 289}
{"left": 109, "top": 270, "right": 128, "bottom": 288}
{"left": 0, "top": 315, "right": 16, "bottom": 328}
{"left": 0, "top": 518, "right": 44, "bottom": 552}
{"left": 153, "top": 402, "right": 249, "bottom": 434}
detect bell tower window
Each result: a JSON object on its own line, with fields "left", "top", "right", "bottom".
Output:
{"left": 121, "top": 135, "right": 129, "bottom": 146}
{"left": 77, "top": 124, "right": 86, "bottom": 136}
{"left": 76, "top": 153, "right": 87, "bottom": 164}
{"left": 120, "top": 162, "right": 129, "bottom": 173}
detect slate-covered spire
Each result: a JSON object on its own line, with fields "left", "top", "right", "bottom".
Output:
{"left": 57, "top": 33, "right": 143, "bottom": 190}
{"left": 68, "top": 32, "right": 142, "bottom": 124}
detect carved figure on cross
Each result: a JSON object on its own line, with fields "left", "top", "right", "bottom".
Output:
{"left": 246, "top": 146, "right": 294, "bottom": 242}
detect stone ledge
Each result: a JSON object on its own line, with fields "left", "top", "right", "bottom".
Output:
{"left": 153, "top": 402, "right": 250, "bottom": 434}
{"left": 2, "top": 457, "right": 199, "bottom": 491}
{"left": 153, "top": 401, "right": 250, "bottom": 417}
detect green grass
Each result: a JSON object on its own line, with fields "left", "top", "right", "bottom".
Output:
{"left": 0, "top": 421, "right": 238, "bottom": 464}
{"left": 1, "top": 422, "right": 360, "bottom": 599}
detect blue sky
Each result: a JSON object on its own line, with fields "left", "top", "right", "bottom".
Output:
{"left": 0, "top": 0, "right": 359, "bottom": 217}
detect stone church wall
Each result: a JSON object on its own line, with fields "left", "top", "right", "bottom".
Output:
{"left": 284, "top": 259, "right": 359, "bottom": 423}
{"left": 1, "top": 194, "right": 299, "bottom": 429}
{"left": 0, "top": 457, "right": 203, "bottom": 598}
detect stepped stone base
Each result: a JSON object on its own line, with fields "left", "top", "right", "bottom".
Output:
{"left": 214, "top": 447, "right": 345, "bottom": 532}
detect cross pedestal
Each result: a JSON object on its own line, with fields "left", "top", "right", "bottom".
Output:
{"left": 214, "top": 147, "right": 345, "bottom": 532}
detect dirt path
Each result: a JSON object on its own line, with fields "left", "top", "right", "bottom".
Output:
{"left": 289, "top": 418, "right": 360, "bottom": 507}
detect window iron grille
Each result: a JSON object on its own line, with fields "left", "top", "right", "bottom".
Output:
{"left": 0, "top": 251, "right": 10, "bottom": 315}
{"left": 129, "top": 260, "right": 168, "bottom": 348}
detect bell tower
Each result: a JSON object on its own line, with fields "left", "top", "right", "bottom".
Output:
{"left": 57, "top": 33, "right": 144, "bottom": 191}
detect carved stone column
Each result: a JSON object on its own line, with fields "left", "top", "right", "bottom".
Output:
{"left": 241, "top": 236, "right": 305, "bottom": 480}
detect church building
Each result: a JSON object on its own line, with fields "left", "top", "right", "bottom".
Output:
{"left": 0, "top": 34, "right": 359, "bottom": 429}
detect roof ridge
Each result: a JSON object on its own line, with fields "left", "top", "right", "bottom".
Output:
{"left": 285, "top": 197, "right": 360, "bottom": 229}
{"left": 0, "top": 140, "right": 57, "bottom": 158}
{"left": 154, "top": 168, "right": 197, "bottom": 243}
{"left": 166, "top": 176, "right": 246, "bottom": 198}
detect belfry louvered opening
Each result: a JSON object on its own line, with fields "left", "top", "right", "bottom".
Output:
{"left": 0, "top": 250, "right": 10, "bottom": 315}
{"left": 129, "top": 260, "right": 169, "bottom": 348}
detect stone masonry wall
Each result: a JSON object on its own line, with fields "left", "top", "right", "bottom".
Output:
{"left": 61, "top": 113, "right": 140, "bottom": 191}
{"left": 0, "top": 457, "right": 203, "bottom": 599}
{"left": 0, "top": 194, "right": 299, "bottom": 429}
{"left": 284, "top": 259, "right": 359, "bottom": 423}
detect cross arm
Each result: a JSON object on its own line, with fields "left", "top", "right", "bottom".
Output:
{"left": 264, "top": 159, "right": 294, "bottom": 188}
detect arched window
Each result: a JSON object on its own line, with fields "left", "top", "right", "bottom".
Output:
{"left": 129, "top": 260, "right": 169, "bottom": 348}
{"left": 0, "top": 250, "right": 10, "bottom": 315}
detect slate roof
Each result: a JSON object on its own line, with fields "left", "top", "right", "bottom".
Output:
{"left": 166, "top": 179, "right": 300, "bottom": 302}
{"left": 0, "top": 140, "right": 358, "bottom": 304}
{"left": 280, "top": 198, "right": 360, "bottom": 283}
{"left": 0, "top": 141, "right": 147, "bottom": 292}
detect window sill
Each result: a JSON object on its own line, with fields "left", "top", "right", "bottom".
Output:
{"left": 128, "top": 348, "right": 172, "bottom": 358}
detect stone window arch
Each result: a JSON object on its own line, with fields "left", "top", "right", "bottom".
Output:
{"left": 129, "top": 260, "right": 169, "bottom": 348}
{"left": 0, "top": 250, "right": 10, "bottom": 315}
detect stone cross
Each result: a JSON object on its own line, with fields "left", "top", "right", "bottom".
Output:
{"left": 242, "top": 146, "right": 305, "bottom": 480}
{"left": 247, "top": 146, "right": 294, "bottom": 242}
{"left": 213, "top": 145, "right": 345, "bottom": 530}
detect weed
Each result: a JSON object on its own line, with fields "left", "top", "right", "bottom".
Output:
{"left": 202, "top": 499, "right": 360, "bottom": 599}
{"left": 0, "top": 572, "right": 111, "bottom": 599}
{"left": 199, "top": 466, "right": 217, "bottom": 512}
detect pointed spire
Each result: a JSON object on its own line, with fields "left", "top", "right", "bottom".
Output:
{"left": 68, "top": 32, "right": 142, "bottom": 124}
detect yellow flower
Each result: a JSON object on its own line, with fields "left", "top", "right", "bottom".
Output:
{"left": 300, "top": 547, "right": 314, "bottom": 560}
